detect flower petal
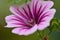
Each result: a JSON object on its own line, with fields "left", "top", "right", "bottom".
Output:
{"left": 10, "top": 6, "right": 29, "bottom": 20}
{"left": 31, "top": 0, "right": 54, "bottom": 20}
{"left": 40, "top": 1, "right": 54, "bottom": 11}
{"left": 12, "top": 25, "right": 38, "bottom": 36}
{"left": 32, "top": 0, "right": 54, "bottom": 12}
{"left": 5, "top": 15, "right": 24, "bottom": 28}
{"left": 38, "top": 9, "right": 56, "bottom": 30}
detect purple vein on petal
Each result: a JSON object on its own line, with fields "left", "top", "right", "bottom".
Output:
{"left": 38, "top": 11, "right": 49, "bottom": 24}
{"left": 15, "top": 15, "right": 34, "bottom": 27}
{"left": 32, "top": 0, "right": 36, "bottom": 23}
{"left": 34, "top": 0, "right": 38, "bottom": 15}
{"left": 37, "top": 4, "right": 42, "bottom": 16}
{"left": 11, "top": 18, "right": 24, "bottom": 23}
{"left": 27, "top": 4, "right": 33, "bottom": 19}
{"left": 13, "top": 23, "right": 33, "bottom": 28}
{"left": 37, "top": 5, "right": 42, "bottom": 22}
{"left": 38, "top": 5, "right": 47, "bottom": 17}
{"left": 34, "top": 0, "right": 39, "bottom": 23}
{"left": 14, "top": 15, "right": 28, "bottom": 24}
{"left": 10, "top": 7, "right": 27, "bottom": 20}
{"left": 22, "top": 7, "right": 32, "bottom": 20}
{"left": 37, "top": 4, "right": 48, "bottom": 23}
{"left": 16, "top": 8, "right": 28, "bottom": 19}
{"left": 11, "top": 18, "right": 29, "bottom": 27}
{"left": 13, "top": 23, "right": 29, "bottom": 27}
{"left": 11, "top": 16, "right": 34, "bottom": 28}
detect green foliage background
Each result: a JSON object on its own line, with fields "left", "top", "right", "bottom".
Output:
{"left": 0, "top": 0, "right": 60, "bottom": 40}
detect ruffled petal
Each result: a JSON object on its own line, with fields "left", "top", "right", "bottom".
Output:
{"left": 38, "top": 9, "right": 56, "bottom": 30}
{"left": 31, "top": 0, "right": 54, "bottom": 13}
{"left": 12, "top": 25, "right": 38, "bottom": 36}
{"left": 40, "top": 1, "right": 54, "bottom": 11}
{"left": 31, "top": 0, "right": 54, "bottom": 22}
{"left": 5, "top": 15, "right": 24, "bottom": 28}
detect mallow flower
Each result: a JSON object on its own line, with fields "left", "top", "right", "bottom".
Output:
{"left": 5, "top": 0, "right": 56, "bottom": 36}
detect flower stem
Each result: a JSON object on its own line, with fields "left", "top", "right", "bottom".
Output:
{"left": 37, "top": 31, "right": 48, "bottom": 40}
{"left": 43, "top": 35, "right": 48, "bottom": 40}
{"left": 37, "top": 31, "right": 42, "bottom": 40}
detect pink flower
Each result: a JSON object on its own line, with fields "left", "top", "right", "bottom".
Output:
{"left": 5, "top": 0, "right": 56, "bottom": 36}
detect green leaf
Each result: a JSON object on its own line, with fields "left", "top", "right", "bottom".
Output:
{"left": 49, "top": 18, "right": 60, "bottom": 32}
{"left": 8, "top": 0, "right": 22, "bottom": 3}
{"left": 36, "top": 18, "right": 60, "bottom": 39}
{"left": 37, "top": 28, "right": 50, "bottom": 39}
{"left": 13, "top": 0, "right": 21, "bottom": 3}
{"left": 36, "top": 28, "right": 50, "bottom": 40}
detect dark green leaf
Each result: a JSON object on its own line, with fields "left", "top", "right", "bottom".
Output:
{"left": 49, "top": 18, "right": 60, "bottom": 32}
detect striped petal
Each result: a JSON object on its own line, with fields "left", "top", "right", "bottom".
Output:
{"left": 5, "top": 15, "right": 25, "bottom": 28}
{"left": 12, "top": 25, "right": 38, "bottom": 36}
{"left": 38, "top": 9, "right": 56, "bottom": 30}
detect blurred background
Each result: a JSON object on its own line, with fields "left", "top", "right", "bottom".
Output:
{"left": 0, "top": 0, "right": 60, "bottom": 40}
